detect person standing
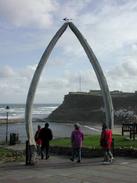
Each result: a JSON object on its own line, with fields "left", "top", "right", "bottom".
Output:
{"left": 100, "top": 123, "right": 114, "bottom": 163}
{"left": 39, "top": 123, "right": 53, "bottom": 160}
{"left": 70, "top": 123, "right": 84, "bottom": 163}
{"left": 34, "top": 125, "right": 42, "bottom": 156}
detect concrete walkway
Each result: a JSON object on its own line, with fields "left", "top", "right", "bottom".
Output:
{"left": 0, "top": 156, "right": 137, "bottom": 183}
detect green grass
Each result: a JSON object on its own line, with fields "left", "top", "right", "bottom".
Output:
{"left": 0, "top": 147, "right": 25, "bottom": 162}
{"left": 51, "top": 137, "right": 71, "bottom": 147}
{"left": 51, "top": 134, "right": 137, "bottom": 149}
{"left": 113, "top": 135, "right": 137, "bottom": 149}
{"left": 0, "top": 147, "right": 13, "bottom": 156}
{"left": 51, "top": 135, "right": 102, "bottom": 148}
{"left": 0, "top": 134, "right": 137, "bottom": 163}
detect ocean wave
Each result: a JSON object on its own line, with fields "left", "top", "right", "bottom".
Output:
{"left": 0, "top": 104, "right": 59, "bottom": 119}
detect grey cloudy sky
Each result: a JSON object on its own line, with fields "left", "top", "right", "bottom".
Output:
{"left": 0, "top": 0, "right": 137, "bottom": 103}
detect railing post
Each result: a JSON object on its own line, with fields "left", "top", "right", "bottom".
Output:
{"left": 112, "top": 138, "right": 115, "bottom": 156}
{"left": 25, "top": 140, "right": 29, "bottom": 165}
{"left": 122, "top": 124, "right": 124, "bottom": 136}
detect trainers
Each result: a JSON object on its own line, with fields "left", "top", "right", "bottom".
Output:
{"left": 110, "top": 157, "right": 114, "bottom": 163}
{"left": 70, "top": 158, "right": 74, "bottom": 161}
{"left": 46, "top": 155, "right": 49, "bottom": 160}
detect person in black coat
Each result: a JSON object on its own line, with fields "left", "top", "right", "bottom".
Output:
{"left": 39, "top": 123, "right": 53, "bottom": 159}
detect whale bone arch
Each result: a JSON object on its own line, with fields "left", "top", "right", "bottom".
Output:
{"left": 25, "top": 22, "right": 114, "bottom": 146}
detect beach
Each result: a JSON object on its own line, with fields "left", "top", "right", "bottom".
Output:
{"left": 0, "top": 117, "right": 122, "bottom": 144}
{"left": 0, "top": 102, "right": 122, "bottom": 143}
{"left": 0, "top": 118, "right": 24, "bottom": 124}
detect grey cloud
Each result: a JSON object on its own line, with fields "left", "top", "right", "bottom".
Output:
{"left": 107, "top": 59, "right": 137, "bottom": 91}
{"left": 0, "top": 0, "right": 59, "bottom": 28}
{"left": 57, "top": 0, "right": 137, "bottom": 66}
{"left": 122, "top": 60, "right": 137, "bottom": 76}
{"left": 108, "top": 59, "right": 137, "bottom": 78}
{"left": 0, "top": 66, "right": 15, "bottom": 78}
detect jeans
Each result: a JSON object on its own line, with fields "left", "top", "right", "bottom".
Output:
{"left": 41, "top": 143, "right": 49, "bottom": 159}
{"left": 72, "top": 147, "right": 81, "bottom": 161}
{"left": 36, "top": 144, "right": 41, "bottom": 156}
{"left": 104, "top": 149, "right": 113, "bottom": 161}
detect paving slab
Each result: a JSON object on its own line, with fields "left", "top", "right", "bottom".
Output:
{"left": 0, "top": 156, "right": 137, "bottom": 183}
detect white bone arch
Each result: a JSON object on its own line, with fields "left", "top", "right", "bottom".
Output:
{"left": 25, "top": 22, "right": 114, "bottom": 145}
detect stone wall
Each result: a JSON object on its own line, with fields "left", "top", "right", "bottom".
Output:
{"left": 6, "top": 145, "right": 137, "bottom": 159}
{"left": 50, "top": 146, "right": 137, "bottom": 158}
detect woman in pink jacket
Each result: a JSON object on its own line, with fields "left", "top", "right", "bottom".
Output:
{"left": 70, "top": 123, "right": 84, "bottom": 163}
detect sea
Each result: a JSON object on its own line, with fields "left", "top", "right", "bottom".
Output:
{"left": 0, "top": 103, "right": 59, "bottom": 120}
{"left": 0, "top": 104, "right": 100, "bottom": 143}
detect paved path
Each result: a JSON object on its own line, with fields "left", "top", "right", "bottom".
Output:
{"left": 0, "top": 156, "right": 137, "bottom": 183}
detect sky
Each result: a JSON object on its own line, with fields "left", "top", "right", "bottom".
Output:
{"left": 0, "top": 0, "right": 137, "bottom": 104}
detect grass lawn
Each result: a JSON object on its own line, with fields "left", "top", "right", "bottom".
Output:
{"left": 0, "top": 147, "right": 24, "bottom": 162}
{"left": 51, "top": 134, "right": 137, "bottom": 149}
{"left": 0, "top": 134, "right": 137, "bottom": 162}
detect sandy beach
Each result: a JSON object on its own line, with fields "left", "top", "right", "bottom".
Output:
{"left": 0, "top": 118, "right": 122, "bottom": 135}
{"left": 0, "top": 117, "right": 46, "bottom": 124}
{"left": 0, "top": 118, "right": 25, "bottom": 125}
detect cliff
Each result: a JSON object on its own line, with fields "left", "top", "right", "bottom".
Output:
{"left": 48, "top": 91, "right": 137, "bottom": 124}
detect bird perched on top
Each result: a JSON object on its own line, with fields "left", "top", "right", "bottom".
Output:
{"left": 63, "top": 17, "right": 72, "bottom": 22}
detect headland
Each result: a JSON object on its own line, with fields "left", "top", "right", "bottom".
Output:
{"left": 48, "top": 90, "right": 137, "bottom": 125}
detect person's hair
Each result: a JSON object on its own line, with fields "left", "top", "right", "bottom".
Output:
{"left": 102, "top": 123, "right": 107, "bottom": 130}
{"left": 45, "top": 123, "right": 49, "bottom": 128}
{"left": 74, "top": 123, "right": 80, "bottom": 130}
{"left": 38, "top": 125, "right": 41, "bottom": 129}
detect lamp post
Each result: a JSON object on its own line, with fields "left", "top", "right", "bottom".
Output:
{"left": 5, "top": 105, "right": 10, "bottom": 144}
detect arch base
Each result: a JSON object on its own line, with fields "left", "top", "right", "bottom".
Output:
{"left": 25, "top": 140, "right": 37, "bottom": 166}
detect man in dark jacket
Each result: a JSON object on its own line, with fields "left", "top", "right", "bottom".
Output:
{"left": 39, "top": 123, "right": 53, "bottom": 160}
